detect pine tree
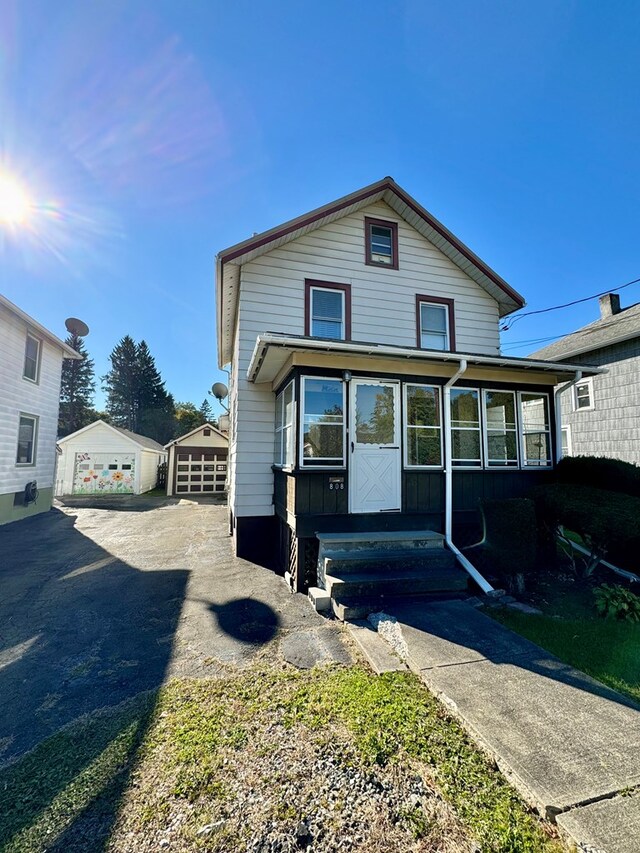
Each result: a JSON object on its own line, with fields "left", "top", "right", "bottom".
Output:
{"left": 198, "top": 398, "right": 216, "bottom": 426}
{"left": 103, "top": 335, "right": 140, "bottom": 431}
{"left": 136, "top": 340, "right": 176, "bottom": 443}
{"left": 58, "top": 333, "right": 96, "bottom": 436}
{"left": 175, "top": 401, "right": 203, "bottom": 436}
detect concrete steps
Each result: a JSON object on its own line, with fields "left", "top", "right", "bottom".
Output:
{"left": 316, "top": 530, "right": 470, "bottom": 622}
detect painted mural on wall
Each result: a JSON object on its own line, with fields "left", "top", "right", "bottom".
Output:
{"left": 73, "top": 453, "right": 136, "bottom": 494}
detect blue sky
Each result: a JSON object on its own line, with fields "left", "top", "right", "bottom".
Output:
{"left": 1, "top": 0, "right": 639, "bottom": 410}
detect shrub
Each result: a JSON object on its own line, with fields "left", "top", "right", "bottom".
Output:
{"left": 533, "top": 483, "right": 640, "bottom": 577}
{"left": 594, "top": 584, "right": 640, "bottom": 622}
{"left": 556, "top": 455, "right": 640, "bottom": 499}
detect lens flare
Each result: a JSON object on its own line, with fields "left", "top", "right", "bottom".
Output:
{"left": 0, "top": 172, "right": 31, "bottom": 225}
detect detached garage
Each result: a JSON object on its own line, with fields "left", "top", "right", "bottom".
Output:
{"left": 55, "top": 420, "right": 167, "bottom": 496}
{"left": 165, "top": 422, "right": 228, "bottom": 497}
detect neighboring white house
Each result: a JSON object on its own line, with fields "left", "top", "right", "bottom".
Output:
{"left": 164, "top": 422, "right": 228, "bottom": 497}
{"left": 56, "top": 420, "right": 167, "bottom": 496}
{"left": 215, "top": 177, "right": 604, "bottom": 592}
{"left": 0, "top": 293, "right": 80, "bottom": 526}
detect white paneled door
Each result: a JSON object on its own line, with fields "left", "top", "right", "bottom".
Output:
{"left": 350, "top": 379, "right": 401, "bottom": 513}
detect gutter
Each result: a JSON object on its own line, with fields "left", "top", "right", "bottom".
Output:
{"left": 553, "top": 371, "right": 582, "bottom": 463}
{"left": 442, "top": 358, "right": 495, "bottom": 595}
{"left": 247, "top": 333, "right": 607, "bottom": 383}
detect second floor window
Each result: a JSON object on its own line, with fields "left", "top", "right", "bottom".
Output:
{"left": 305, "top": 280, "right": 351, "bottom": 340}
{"left": 417, "top": 297, "right": 454, "bottom": 351}
{"left": 573, "top": 378, "right": 594, "bottom": 411}
{"left": 23, "top": 333, "right": 41, "bottom": 382}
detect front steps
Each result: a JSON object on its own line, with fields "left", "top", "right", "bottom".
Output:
{"left": 315, "top": 530, "right": 470, "bottom": 621}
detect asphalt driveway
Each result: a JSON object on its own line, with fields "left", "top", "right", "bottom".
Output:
{"left": 0, "top": 498, "right": 340, "bottom": 764}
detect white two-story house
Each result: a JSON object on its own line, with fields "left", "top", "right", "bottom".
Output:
{"left": 215, "top": 178, "right": 601, "bottom": 599}
{"left": 0, "top": 294, "right": 80, "bottom": 525}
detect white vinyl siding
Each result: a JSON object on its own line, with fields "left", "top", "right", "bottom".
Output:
{"left": 0, "top": 304, "right": 65, "bottom": 500}
{"left": 229, "top": 200, "right": 501, "bottom": 518}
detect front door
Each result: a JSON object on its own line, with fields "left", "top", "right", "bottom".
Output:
{"left": 350, "top": 379, "right": 401, "bottom": 513}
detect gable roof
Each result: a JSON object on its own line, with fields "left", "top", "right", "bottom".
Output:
{"left": 0, "top": 293, "right": 82, "bottom": 359}
{"left": 164, "top": 421, "right": 228, "bottom": 448}
{"left": 216, "top": 177, "right": 525, "bottom": 367}
{"left": 531, "top": 301, "right": 640, "bottom": 361}
{"left": 58, "top": 419, "right": 166, "bottom": 452}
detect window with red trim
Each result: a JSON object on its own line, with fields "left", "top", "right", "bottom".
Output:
{"left": 365, "top": 217, "right": 398, "bottom": 269}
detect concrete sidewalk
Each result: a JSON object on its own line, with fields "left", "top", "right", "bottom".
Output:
{"left": 386, "top": 600, "right": 640, "bottom": 853}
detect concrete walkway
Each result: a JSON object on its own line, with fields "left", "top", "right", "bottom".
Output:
{"left": 387, "top": 600, "right": 640, "bottom": 853}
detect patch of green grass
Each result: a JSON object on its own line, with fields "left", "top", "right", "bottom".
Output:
{"left": 491, "top": 607, "right": 640, "bottom": 703}
{"left": 0, "top": 669, "right": 560, "bottom": 853}
{"left": 285, "top": 668, "right": 559, "bottom": 851}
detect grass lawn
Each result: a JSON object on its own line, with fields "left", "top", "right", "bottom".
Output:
{"left": 0, "top": 665, "right": 561, "bottom": 853}
{"left": 489, "top": 577, "right": 640, "bottom": 704}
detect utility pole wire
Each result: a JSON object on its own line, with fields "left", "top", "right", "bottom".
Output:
{"left": 501, "top": 275, "right": 640, "bottom": 332}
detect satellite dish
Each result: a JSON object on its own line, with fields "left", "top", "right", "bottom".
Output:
{"left": 211, "top": 382, "right": 229, "bottom": 401}
{"left": 65, "top": 317, "right": 89, "bottom": 337}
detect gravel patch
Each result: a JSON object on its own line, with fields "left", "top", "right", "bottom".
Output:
{"left": 109, "top": 717, "right": 473, "bottom": 853}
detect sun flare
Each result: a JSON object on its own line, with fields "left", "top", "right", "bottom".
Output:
{"left": 0, "top": 172, "right": 32, "bottom": 225}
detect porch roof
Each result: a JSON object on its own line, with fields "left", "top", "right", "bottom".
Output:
{"left": 247, "top": 333, "right": 607, "bottom": 385}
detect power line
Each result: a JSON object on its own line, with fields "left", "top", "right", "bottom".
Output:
{"left": 501, "top": 275, "right": 640, "bottom": 332}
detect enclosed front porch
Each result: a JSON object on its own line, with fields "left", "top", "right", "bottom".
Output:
{"left": 249, "top": 333, "right": 599, "bottom": 596}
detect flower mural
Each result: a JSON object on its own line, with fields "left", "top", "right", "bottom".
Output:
{"left": 73, "top": 454, "right": 136, "bottom": 494}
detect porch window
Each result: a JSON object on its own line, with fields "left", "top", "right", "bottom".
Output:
{"left": 404, "top": 384, "right": 442, "bottom": 467}
{"left": 305, "top": 280, "right": 351, "bottom": 340}
{"left": 301, "top": 377, "right": 345, "bottom": 467}
{"left": 274, "top": 381, "right": 294, "bottom": 467}
{"left": 483, "top": 390, "right": 518, "bottom": 467}
{"left": 519, "top": 392, "right": 552, "bottom": 467}
{"left": 450, "top": 388, "right": 482, "bottom": 467}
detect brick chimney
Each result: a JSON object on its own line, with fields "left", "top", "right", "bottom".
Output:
{"left": 599, "top": 293, "right": 621, "bottom": 318}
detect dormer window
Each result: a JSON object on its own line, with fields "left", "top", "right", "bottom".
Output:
{"left": 365, "top": 217, "right": 398, "bottom": 269}
{"left": 305, "top": 279, "right": 351, "bottom": 340}
{"left": 416, "top": 295, "right": 455, "bottom": 351}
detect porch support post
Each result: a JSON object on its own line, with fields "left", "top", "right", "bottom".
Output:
{"left": 443, "top": 359, "right": 495, "bottom": 595}
{"left": 553, "top": 370, "right": 582, "bottom": 463}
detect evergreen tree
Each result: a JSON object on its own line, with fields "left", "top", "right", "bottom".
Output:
{"left": 198, "top": 398, "right": 217, "bottom": 426}
{"left": 58, "top": 333, "right": 96, "bottom": 436}
{"left": 103, "top": 335, "right": 140, "bottom": 431}
{"left": 135, "top": 340, "right": 176, "bottom": 443}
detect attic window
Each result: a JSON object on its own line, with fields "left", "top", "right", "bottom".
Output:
{"left": 203, "top": 428, "right": 211, "bottom": 436}
{"left": 365, "top": 217, "right": 398, "bottom": 269}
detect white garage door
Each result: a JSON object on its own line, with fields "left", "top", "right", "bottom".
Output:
{"left": 73, "top": 453, "right": 136, "bottom": 494}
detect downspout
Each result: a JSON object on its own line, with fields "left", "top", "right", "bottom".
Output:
{"left": 442, "top": 359, "right": 495, "bottom": 594}
{"left": 554, "top": 370, "right": 582, "bottom": 463}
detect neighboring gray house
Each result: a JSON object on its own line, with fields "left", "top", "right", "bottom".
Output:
{"left": 531, "top": 293, "right": 640, "bottom": 464}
